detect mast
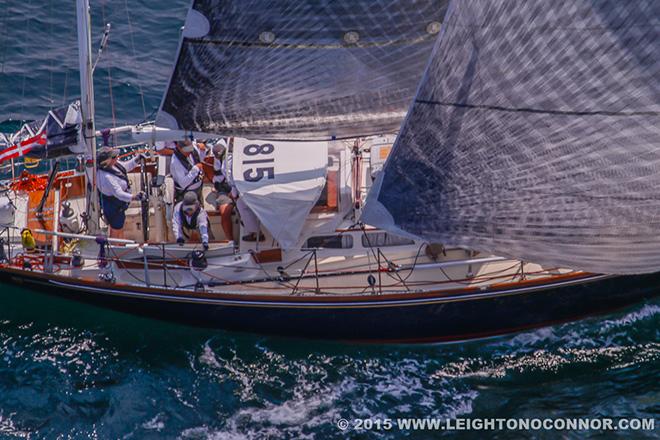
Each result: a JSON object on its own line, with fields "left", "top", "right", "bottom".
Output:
{"left": 76, "top": 0, "right": 100, "bottom": 233}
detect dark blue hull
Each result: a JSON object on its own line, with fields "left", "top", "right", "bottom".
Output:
{"left": 1, "top": 268, "right": 658, "bottom": 343}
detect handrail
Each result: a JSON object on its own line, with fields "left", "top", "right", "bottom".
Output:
{"left": 408, "top": 256, "right": 507, "bottom": 270}
{"left": 34, "top": 229, "right": 135, "bottom": 244}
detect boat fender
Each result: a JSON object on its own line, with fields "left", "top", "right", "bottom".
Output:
{"left": 367, "top": 274, "right": 376, "bottom": 287}
{"left": 190, "top": 250, "right": 208, "bottom": 270}
{"left": 21, "top": 228, "right": 36, "bottom": 253}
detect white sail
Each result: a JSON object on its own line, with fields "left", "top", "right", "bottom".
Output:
{"left": 232, "top": 138, "right": 328, "bottom": 248}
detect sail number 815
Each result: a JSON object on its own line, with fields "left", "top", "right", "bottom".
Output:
{"left": 243, "top": 143, "right": 275, "bottom": 182}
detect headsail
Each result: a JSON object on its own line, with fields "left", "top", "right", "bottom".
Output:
{"left": 232, "top": 138, "right": 327, "bottom": 248}
{"left": 156, "top": 0, "right": 448, "bottom": 140}
{"left": 362, "top": 0, "right": 660, "bottom": 274}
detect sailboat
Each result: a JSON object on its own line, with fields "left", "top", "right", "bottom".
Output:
{"left": 0, "top": 0, "right": 658, "bottom": 343}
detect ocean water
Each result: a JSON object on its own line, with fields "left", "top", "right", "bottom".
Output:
{"left": 0, "top": 1, "right": 659, "bottom": 439}
{"left": 0, "top": 284, "right": 658, "bottom": 439}
{"left": 0, "top": 0, "right": 186, "bottom": 128}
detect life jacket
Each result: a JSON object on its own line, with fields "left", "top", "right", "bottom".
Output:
{"left": 179, "top": 203, "right": 201, "bottom": 237}
{"left": 173, "top": 147, "right": 202, "bottom": 191}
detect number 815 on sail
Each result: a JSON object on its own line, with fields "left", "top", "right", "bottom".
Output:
{"left": 242, "top": 143, "right": 275, "bottom": 182}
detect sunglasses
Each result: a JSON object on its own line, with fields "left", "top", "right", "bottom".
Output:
{"left": 182, "top": 205, "right": 197, "bottom": 214}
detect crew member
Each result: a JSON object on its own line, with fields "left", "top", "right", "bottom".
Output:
{"left": 172, "top": 191, "right": 209, "bottom": 250}
{"left": 210, "top": 139, "right": 234, "bottom": 240}
{"left": 97, "top": 146, "right": 144, "bottom": 239}
{"left": 222, "top": 139, "right": 263, "bottom": 242}
{"left": 170, "top": 138, "right": 207, "bottom": 203}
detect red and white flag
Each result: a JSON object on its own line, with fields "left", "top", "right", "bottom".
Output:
{"left": 0, "top": 129, "right": 47, "bottom": 163}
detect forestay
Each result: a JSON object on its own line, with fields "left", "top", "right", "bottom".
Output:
{"left": 362, "top": 0, "right": 660, "bottom": 274}
{"left": 156, "top": 0, "right": 448, "bottom": 140}
{"left": 232, "top": 138, "right": 327, "bottom": 248}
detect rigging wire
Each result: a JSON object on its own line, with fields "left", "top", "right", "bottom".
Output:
{"left": 390, "top": 243, "right": 425, "bottom": 284}
{"left": 0, "top": 0, "right": 9, "bottom": 75}
{"left": 106, "top": 245, "right": 181, "bottom": 288}
{"left": 100, "top": 0, "right": 117, "bottom": 144}
{"left": 19, "top": 0, "right": 32, "bottom": 118}
{"left": 1, "top": 232, "right": 569, "bottom": 295}
{"left": 123, "top": 0, "right": 148, "bottom": 120}
{"left": 138, "top": 107, "right": 158, "bottom": 125}
{"left": 62, "top": 71, "right": 69, "bottom": 106}
{"left": 48, "top": 0, "right": 54, "bottom": 110}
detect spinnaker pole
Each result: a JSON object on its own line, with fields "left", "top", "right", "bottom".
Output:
{"left": 76, "top": 0, "right": 100, "bottom": 233}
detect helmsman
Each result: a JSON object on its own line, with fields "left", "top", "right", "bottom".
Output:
{"left": 96, "top": 146, "right": 144, "bottom": 239}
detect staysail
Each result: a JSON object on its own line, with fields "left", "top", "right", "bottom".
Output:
{"left": 232, "top": 138, "right": 327, "bottom": 248}
{"left": 362, "top": 0, "right": 660, "bottom": 274}
{"left": 156, "top": 0, "right": 448, "bottom": 140}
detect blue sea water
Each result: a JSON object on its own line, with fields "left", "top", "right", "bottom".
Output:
{"left": 0, "top": 0, "right": 185, "bottom": 128}
{"left": 0, "top": 1, "right": 659, "bottom": 439}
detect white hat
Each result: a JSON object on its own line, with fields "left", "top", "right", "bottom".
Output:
{"left": 212, "top": 139, "right": 227, "bottom": 156}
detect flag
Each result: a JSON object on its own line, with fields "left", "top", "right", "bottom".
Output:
{"left": 26, "top": 101, "right": 84, "bottom": 158}
{"left": 0, "top": 129, "right": 47, "bottom": 163}
{"left": 0, "top": 101, "right": 84, "bottom": 163}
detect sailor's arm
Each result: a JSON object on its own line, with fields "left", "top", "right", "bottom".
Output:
{"left": 171, "top": 159, "right": 202, "bottom": 189}
{"left": 199, "top": 210, "right": 210, "bottom": 244}
{"left": 172, "top": 205, "right": 183, "bottom": 241}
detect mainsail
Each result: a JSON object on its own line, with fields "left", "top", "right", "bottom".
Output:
{"left": 362, "top": 0, "right": 660, "bottom": 274}
{"left": 156, "top": 0, "right": 448, "bottom": 140}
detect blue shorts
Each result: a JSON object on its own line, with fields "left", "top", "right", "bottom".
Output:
{"left": 99, "top": 193, "right": 129, "bottom": 229}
